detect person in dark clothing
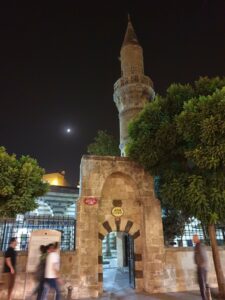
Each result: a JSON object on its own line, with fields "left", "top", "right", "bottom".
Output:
{"left": 4, "top": 237, "right": 17, "bottom": 300}
{"left": 193, "top": 234, "right": 208, "bottom": 300}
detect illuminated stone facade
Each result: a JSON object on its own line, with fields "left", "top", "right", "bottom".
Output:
{"left": 75, "top": 155, "right": 165, "bottom": 297}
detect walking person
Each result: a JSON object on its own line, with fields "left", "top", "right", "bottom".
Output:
{"left": 42, "top": 242, "right": 62, "bottom": 300}
{"left": 193, "top": 234, "right": 208, "bottom": 300}
{"left": 3, "top": 237, "right": 17, "bottom": 300}
{"left": 35, "top": 245, "right": 47, "bottom": 300}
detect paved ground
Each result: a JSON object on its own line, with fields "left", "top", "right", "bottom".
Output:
{"left": 15, "top": 267, "right": 217, "bottom": 299}
{"left": 98, "top": 290, "right": 206, "bottom": 300}
{"left": 95, "top": 267, "right": 210, "bottom": 300}
{"left": 20, "top": 291, "right": 210, "bottom": 300}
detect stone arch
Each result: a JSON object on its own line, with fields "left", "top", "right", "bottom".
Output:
{"left": 97, "top": 171, "right": 144, "bottom": 292}
{"left": 99, "top": 171, "right": 142, "bottom": 218}
{"left": 97, "top": 171, "right": 144, "bottom": 291}
{"left": 98, "top": 216, "right": 141, "bottom": 240}
{"left": 97, "top": 216, "right": 143, "bottom": 291}
{"left": 101, "top": 170, "right": 141, "bottom": 198}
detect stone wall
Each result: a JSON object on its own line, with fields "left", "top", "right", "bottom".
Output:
{"left": 1, "top": 154, "right": 224, "bottom": 299}
{"left": 164, "top": 247, "right": 225, "bottom": 292}
{"left": 0, "top": 245, "right": 225, "bottom": 299}
{"left": 0, "top": 251, "right": 79, "bottom": 299}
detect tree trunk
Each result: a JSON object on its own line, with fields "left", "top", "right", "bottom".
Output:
{"left": 208, "top": 224, "right": 225, "bottom": 298}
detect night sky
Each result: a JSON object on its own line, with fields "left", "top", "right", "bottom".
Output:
{"left": 0, "top": 1, "right": 225, "bottom": 186}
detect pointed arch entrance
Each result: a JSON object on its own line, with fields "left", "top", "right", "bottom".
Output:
{"left": 96, "top": 168, "right": 144, "bottom": 292}
{"left": 98, "top": 217, "right": 143, "bottom": 292}
{"left": 101, "top": 231, "right": 135, "bottom": 292}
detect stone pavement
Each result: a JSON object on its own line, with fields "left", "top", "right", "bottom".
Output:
{"left": 19, "top": 291, "right": 208, "bottom": 300}
{"left": 97, "top": 290, "right": 205, "bottom": 300}
{"left": 93, "top": 267, "right": 208, "bottom": 300}
{"left": 18, "top": 267, "right": 217, "bottom": 300}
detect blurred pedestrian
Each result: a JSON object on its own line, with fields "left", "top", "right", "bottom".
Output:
{"left": 3, "top": 237, "right": 17, "bottom": 300}
{"left": 35, "top": 245, "right": 48, "bottom": 300}
{"left": 42, "top": 242, "right": 62, "bottom": 300}
{"left": 193, "top": 234, "right": 208, "bottom": 300}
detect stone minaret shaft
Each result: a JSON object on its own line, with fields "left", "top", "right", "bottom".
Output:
{"left": 113, "top": 16, "right": 154, "bottom": 156}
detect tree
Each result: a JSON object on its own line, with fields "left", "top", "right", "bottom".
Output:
{"left": 162, "top": 208, "right": 189, "bottom": 245}
{"left": 155, "top": 177, "right": 189, "bottom": 245}
{"left": 127, "top": 77, "right": 225, "bottom": 297}
{"left": 87, "top": 130, "right": 120, "bottom": 156}
{"left": 0, "top": 147, "right": 49, "bottom": 217}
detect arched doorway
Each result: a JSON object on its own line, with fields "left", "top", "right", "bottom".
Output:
{"left": 102, "top": 231, "right": 135, "bottom": 292}
{"left": 76, "top": 156, "right": 165, "bottom": 298}
{"left": 98, "top": 216, "right": 142, "bottom": 293}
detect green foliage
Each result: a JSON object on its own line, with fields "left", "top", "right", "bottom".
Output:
{"left": 155, "top": 177, "right": 189, "bottom": 243}
{"left": 177, "top": 88, "right": 225, "bottom": 170}
{"left": 87, "top": 130, "right": 120, "bottom": 156}
{"left": 194, "top": 76, "right": 225, "bottom": 96}
{"left": 0, "top": 147, "right": 49, "bottom": 217}
{"left": 162, "top": 208, "right": 189, "bottom": 244}
{"left": 128, "top": 77, "right": 225, "bottom": 226}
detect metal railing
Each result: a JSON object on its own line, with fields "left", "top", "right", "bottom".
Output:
{"left": 164, "top": 218, "right": 225, "bottom": 247}
{"left": 0, "top": 215, "right": 76, "bottom": 252}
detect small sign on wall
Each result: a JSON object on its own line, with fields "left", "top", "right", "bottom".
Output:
{"left": 112, "top": 207, "right": 124, "bottom": 217}
{"left": 84, "top": 196, "right": 98, "bottom": 205}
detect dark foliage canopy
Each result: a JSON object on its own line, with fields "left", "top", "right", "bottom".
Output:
{"left": 87, "top": 130, "right": 120, "bottom": 156}
{"left": 0, "top": 147, "right": 49, "bottom": 217}
{"left": 128, "top": 77, "right": 225, "bottom": 225}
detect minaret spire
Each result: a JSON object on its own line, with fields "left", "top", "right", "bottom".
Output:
{"left": 122, "top": 15, "right": 139, "bottom": 48}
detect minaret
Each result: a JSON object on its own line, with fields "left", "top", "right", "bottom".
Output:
{"left": 114, "top": 16, "right": 155, "bottom": 156}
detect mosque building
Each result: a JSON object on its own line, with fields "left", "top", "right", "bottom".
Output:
{"left": 32, "top": 171, "right": 79, "bottom": 217}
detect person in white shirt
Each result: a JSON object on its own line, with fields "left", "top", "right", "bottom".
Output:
{"left": 41, "top": 242, "right": 61, "bottom": 300}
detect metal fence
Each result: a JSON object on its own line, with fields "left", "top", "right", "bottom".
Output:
{"left": 164, "top": 218, "right": 225, "bottom": 247}
{"left": 0, "top": 215, "right": 76, "bottom": 252}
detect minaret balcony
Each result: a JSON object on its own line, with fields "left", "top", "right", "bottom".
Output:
{"left": 114, "top": 75, "right": 153, "bottom": 91}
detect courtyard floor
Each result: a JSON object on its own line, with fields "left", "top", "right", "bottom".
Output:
{"left": 15, "top": 267, "right": 218, "bottom": 300}
{"left": 94, "top": 267, "right": 216, "bottom": 300}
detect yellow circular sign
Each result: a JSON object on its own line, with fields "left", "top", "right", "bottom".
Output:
{"left": 111, "top": 207, "right": 124, "bottom": 217}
